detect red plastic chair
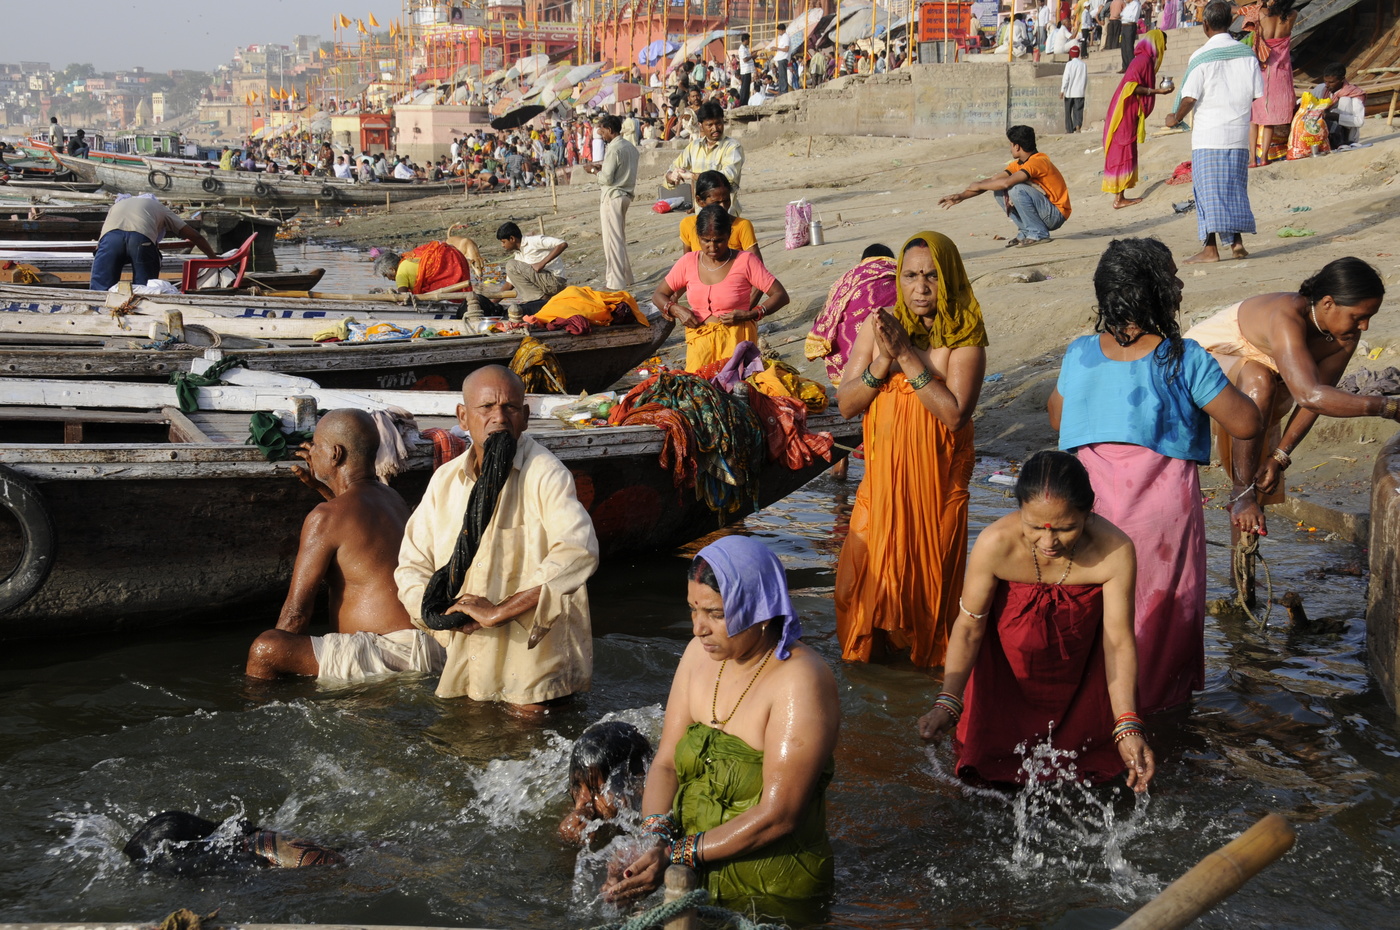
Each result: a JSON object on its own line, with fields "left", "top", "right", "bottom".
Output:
{"left": 180, "top": 233, "right": 257, "bottom": 292}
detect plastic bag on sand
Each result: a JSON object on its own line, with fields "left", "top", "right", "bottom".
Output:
{"left": 1287, "top": 93, "right": 1332, "bottom": 160}
{"left": 785, "top": 199, "right": 812, "bottom": 250}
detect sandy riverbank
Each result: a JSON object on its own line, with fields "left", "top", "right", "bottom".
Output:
{"left": 317, "top": 119, "right": 1400, "bottom": 532}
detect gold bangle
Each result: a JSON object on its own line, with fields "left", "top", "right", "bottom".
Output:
{"left": 1382, "top": 397, "right": 1399, "bottom": 420}
{"left": 1270, "top": 448, "right": 1291, "bottom": 468}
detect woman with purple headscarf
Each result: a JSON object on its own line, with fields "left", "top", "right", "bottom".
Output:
{"left": 601, "top": 535, "right": 838, "bottom": 923}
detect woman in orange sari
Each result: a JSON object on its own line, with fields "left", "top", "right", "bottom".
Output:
{"left": 834, "top": 231, "right": 988, "bottom": 667}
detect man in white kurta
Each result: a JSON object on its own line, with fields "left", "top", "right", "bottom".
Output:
{"left": 396, "top": 366, "right": 598, "bottom": 705}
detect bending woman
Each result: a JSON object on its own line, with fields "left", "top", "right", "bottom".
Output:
{"left": 918, "top": 451, "right": 1155, "bottom": 791}
{"left": 601, "top": 535, "right": 838, "bottom": 924}
{"left": 652, "top": 204, "right": 788, "bottom": 372}
{"left": 834, "top": 231, "right": 987, "bottom": 667}
{"left": 1049, "top": 238, "right": 1261, "bottom": 713}
{"left": 1102, "top": 29, "right": 1171, "bottom": 208}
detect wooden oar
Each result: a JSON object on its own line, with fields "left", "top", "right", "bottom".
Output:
{"left": 260, "top": 280, "right": 476, "bottom": 303}
{"left": 1113, "top": 813, "right": 1296, "bottom": 930}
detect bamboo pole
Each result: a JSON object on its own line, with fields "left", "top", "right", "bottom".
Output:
{"left": 1112, "top": 815, "right": 1296, "bottom": 930}
{"left": 662, "top": 865, "right": 699, "bottom": 930}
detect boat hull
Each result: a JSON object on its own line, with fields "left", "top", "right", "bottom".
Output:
{"left": 0, "top": 411, "right": 859, "bottom": 636}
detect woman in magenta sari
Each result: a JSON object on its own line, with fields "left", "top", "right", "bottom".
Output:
{"left": 805, "top": 243, "right": 897, "bottom": 385}
{"left": 1101, "top": 29, "right": 1171, "bottom": 209}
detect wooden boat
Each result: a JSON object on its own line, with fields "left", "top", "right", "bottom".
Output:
{"left": 0, "top": 179, "right": 105, "bottom": 194}
{"left": 0, "top": 378, "right": 859, "bottom": 635}
{"left": 2, "top": 268, "right": 327, "bottom": 292}
{"left": 0, "top": 291, "right": 675, "bottom": 393}
{"left": 54, "top": 152, "right": 466, "bottom": 206}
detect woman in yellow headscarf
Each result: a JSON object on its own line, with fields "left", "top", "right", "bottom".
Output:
{"left": 833, "top": 231, "right": 988, "bottom": 667}
{"left": 1102, "top": 29, "right": 1170, "bottom": 209}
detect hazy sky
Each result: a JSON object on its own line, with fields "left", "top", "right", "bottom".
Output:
{"left": 2, "top": 2, "right": 403, "bottom": 73}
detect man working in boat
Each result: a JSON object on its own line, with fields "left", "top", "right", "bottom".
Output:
{"left": 496, "top": 221, "right": 569, "bottom": 305}
{"left": 395, "top": 366, "right": 599, "bottom": 710}
{"left": 89, "top": 195, "right": 217, "bottom": 292}
{"left": 246, "top": 408, "right": 446, "bottom": 683}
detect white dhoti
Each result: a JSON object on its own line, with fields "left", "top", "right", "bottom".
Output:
{"left": 312, "top": 629, "right": 447, "bottom": 683}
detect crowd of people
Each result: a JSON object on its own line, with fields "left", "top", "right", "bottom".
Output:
{"left": 150, "top": 6, "right": 1391, "bottom": 924}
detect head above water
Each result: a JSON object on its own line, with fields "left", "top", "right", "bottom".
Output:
{"left": 688, "top": 536, "right": 802, "bottom": 660}
{"left": 1092, "top": 237, "right": 1185, "bottom": 370}
{"left": 1014, "top": 451, "right": 1097, "bottom": 561}
{"left": 457, "top": 365, "right": 528, "bottom": 452}
{"left": 308, "top": 408, "right": 381, "bottom": 481}
{"left": 568, "top": 720, "right": 653, "bottom": 811}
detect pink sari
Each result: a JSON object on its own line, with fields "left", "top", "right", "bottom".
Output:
{"left": 1077, "top": 443, "right": 1206, "bottom": 714}
{"left": 1101, "top": 37, "right": 1162, "bottom": 194}
{"left": 804, "top": 256, "right": 897, "bottom": 384}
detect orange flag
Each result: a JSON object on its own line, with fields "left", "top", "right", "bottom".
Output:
{"left": 368, "top": 12, "right": 380, "bottom": 27}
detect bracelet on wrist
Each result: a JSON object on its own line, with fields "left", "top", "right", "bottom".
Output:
{"left": 933, "top": 691, "right": 964, "bottom": 722}
{"left": 669, "top": 832, "right": 703, "bottom": 868}
{"left": 907, "top": 368, "right": 934, "bottom": 391}
{"left": 860, "top": 365, "right": 888, "bottom": 390}
{"left": 1270, "top": 448, "right": 1291, "bottom": 469}
{"left": 641, "top": 813, "right": 679, "bottom": 842}
{"left": 1382, "top": 397, "right": 1399, "bottom": 421}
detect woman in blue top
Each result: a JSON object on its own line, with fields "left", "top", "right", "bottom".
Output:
{"left": 1048, "top": 238, "right": 1261, "bottom": 714}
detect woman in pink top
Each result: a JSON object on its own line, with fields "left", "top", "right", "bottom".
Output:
{"left": 652, "top": 205, "right": 790, "bottom": 371}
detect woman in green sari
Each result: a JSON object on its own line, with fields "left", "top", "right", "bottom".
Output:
{"left": 601, "top": 535, "right": 839, "bottom": 923}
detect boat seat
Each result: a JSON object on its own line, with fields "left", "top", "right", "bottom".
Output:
{"left": 180, "top": 233, "right": 256, "bottom": 293}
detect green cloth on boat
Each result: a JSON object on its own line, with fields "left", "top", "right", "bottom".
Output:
{"left": 169, "top": 355, "right": 246, "bottom": 413}
{"left": 247, "top": 411, "right": 314, "bottom": 462}
{"left": 672, "top": 722, "right": 834, "bottom": 922}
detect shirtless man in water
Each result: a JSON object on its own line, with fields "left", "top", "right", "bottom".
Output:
{"left": 1183, "top": 257, "right": 1391, "bottom": 538}
{"left": 245, "top": 408, "right": 446, "bottom": 682}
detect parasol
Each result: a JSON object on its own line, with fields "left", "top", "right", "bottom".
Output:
{"left": 490, "top": 104, "right": 547, "bottom": 131}
{"left": 637, "top": 39, "right": 680, "bottom": 67}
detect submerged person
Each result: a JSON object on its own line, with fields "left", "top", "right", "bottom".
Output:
{"left": 651, "top": 204, "right": 788, "bottom": 372}
{"left": 559, "top": 720, "right": 654, "bottom": 847}
{"left": 1183, "top": 257, "right": 1390, "bottom": 537}
{"left": 805, "top": 242, "right": 898, "bottom": 385}
{"left": 395, "top": 366, "right": 599, "bottom": 708}
{"left": 246, "top": 409, "right": 445, "bottom": 683}
{"left": 1102, "top": 29, "right": 1171, "bottom": 208}
{"left": 124, "top": 810, "right": 344, "bottom": 875}
{"left": 601, "top": 536, "right": 838, "bottom": 923}
{"left": 835, "top": 231, "right": 987, "bottom": 668}
{"left": 917, "top": 451, "right": 1156, "bottom": 791}
{"left": 1049, "top": 238, "right": 1261, "bottom": 713}
{"left": 676, "top": 170, "right": 762, "bottom": 263}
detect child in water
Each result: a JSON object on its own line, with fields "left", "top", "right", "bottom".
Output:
{"left": 124, "top": 810, "right": 344, "bottom": 875}
{"left": 559, "top": 721, "right": 653, "bottom": 848}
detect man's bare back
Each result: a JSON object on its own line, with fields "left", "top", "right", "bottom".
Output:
{"left": 316, "top": 481, "right": 414, "bottom": 636}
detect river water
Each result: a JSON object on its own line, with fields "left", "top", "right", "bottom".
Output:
{"left": 0, "top": 458, "right": 1395, "bottom": 929}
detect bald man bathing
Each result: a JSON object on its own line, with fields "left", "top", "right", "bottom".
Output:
{"left": 246, "top": 408, "right": 446, "bottom": 682}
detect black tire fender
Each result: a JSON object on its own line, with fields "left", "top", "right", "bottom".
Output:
{"left": 148, "top": 168, "right": 172, "bottom": 191}
{"left": 201, "top": 176, "right": 221, "bottom": 193}
{"left": 0, "top": 465, "right": 55, "bottom": 614}
{"left": 320, "top": 185, "right": 338, "bottom": 199}
{"left": 253, "top": 181, "right": 272, "bottom": 197}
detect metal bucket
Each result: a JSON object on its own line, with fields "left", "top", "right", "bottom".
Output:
{"left": 809, "top": 218, "right": 824, "bottom": 246}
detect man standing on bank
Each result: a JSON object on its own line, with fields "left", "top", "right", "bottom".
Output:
{"left": 584, "top": 114, "right": 639, "bottom": 291}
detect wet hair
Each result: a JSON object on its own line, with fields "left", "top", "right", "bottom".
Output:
{"left": 1014, "top": 450, "right": 1096, "bottom": 514}
{"left": 1262, "top": 0, "right": 1296, "bottom": 17}
{"left": 123, "top": 811, "right": 258, "bottom": 876}
{"left": 694, "top": 204, "right": 734, "bottom": 241}
{"left": 861, "top": 243, "right": 895, "bottom": 260}
{"left": 1298, "top": 257, "right": 1385, "bottom": 307}
{"left": 1006, "top": 125, "right": 1037, "bottom": 153}
{"left": 373, "top": 250, "right": 402, "bottom": 279}
{"left": 688, "top": 555, "right": 720, "bottom": 591}
{"left": 1322, "top": 61, "right": 1347, "bottom": 80}
{"left": 1203, "top": 1, "right": 1233, "bottom": 32}
{"left": 1092, "top": 238, "right": 1184, "bottom": 377}
{"left": 693, "top": 170, "right": 732, "bottom": 202}
{"left": 696, "top": 102, "right": 726, "bottom": 124}
{"left": 496, "top": 221, "right": 522, "bottom": 241}
{"left": 598, "top": 114, "right": 621, "bottom": 134}
{"left": 569, "top": 721, "right": 653, "bottom": 803}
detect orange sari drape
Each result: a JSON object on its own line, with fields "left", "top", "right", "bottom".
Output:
{"left": 404, "top": 240, "right": 472, "bottom": 295}
{"left": 835, "top": 373, "right": 974, "bottom": 668}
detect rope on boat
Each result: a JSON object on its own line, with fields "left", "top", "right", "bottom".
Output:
{"left": 582, "top": 888, "right": 785, "bottom": 930}
{"left": 1231, "top": 532, "right": 1273, "bottom": 629}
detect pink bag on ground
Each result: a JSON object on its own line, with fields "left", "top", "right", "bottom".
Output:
{"left": 785, "top": 199, "right": 813, "bottom": 249}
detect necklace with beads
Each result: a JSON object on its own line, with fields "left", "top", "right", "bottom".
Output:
{"left": 1310, "top": 302, "right": 1335, "bottom": 342}
{"left": 710, "top": 646, "right": 774, "bottom": 728}
{"left": 700, "top": 250, "right": 734, "bottom": 271}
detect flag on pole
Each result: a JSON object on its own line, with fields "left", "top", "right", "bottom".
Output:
{"left": 319, "top": 48, "right": 328, "bottom": 59}
{"left": 338, "top": 13, "right": 352, "bottom": 28}
{"left": 356, "top": 19, "right": 367, "bottom": 34}
{"left": 368, "top": 12, "right": 380, "bottom": 27}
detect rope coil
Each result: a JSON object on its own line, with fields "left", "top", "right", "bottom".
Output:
{"left": 1231, "top": 533, "right": 1273, "bottom": 629}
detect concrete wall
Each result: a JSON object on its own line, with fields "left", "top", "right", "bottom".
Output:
{"left": 392, "top": 104, "right": 492, "bottom": 164}
{"left": 1367, "top": 433, "right": 1400, "bottom": 713}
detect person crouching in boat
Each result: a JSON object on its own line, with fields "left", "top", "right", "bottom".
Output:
{"left": 89, "top": 195, "right": 217, "bottom": 291}
{"left": 602, "top": 536, "right": 838, "bottom": 925}
{"left": 374, "top": 239, "right": 476, "bottom": 296}
{"left": 124, "top": 810, "right": 344, "bottom": 875}
{"left": 559, "top": 720, "right": 654, "bottom": 848}
{"left": 918, "top": 450, "right": 1156, "bottom": 792}
{"left": 245, "top": 409, "right": 446, "bottom": 684}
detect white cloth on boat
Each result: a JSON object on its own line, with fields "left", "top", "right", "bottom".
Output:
{"left": 370, "top": 406, "right": 418, "bottom": 480}
{"left": 312, "top": 628, "right": 446, "bottom": 682}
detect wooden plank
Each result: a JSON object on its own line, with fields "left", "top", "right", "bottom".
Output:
{"left": 62, "top": 421, "right": 82, "bottom": 444}
{"left": 0, "top": 406, "right": 169, "bottom": 424}
{"left": 160, "top": 405, "right": 212, "bottom": 443}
